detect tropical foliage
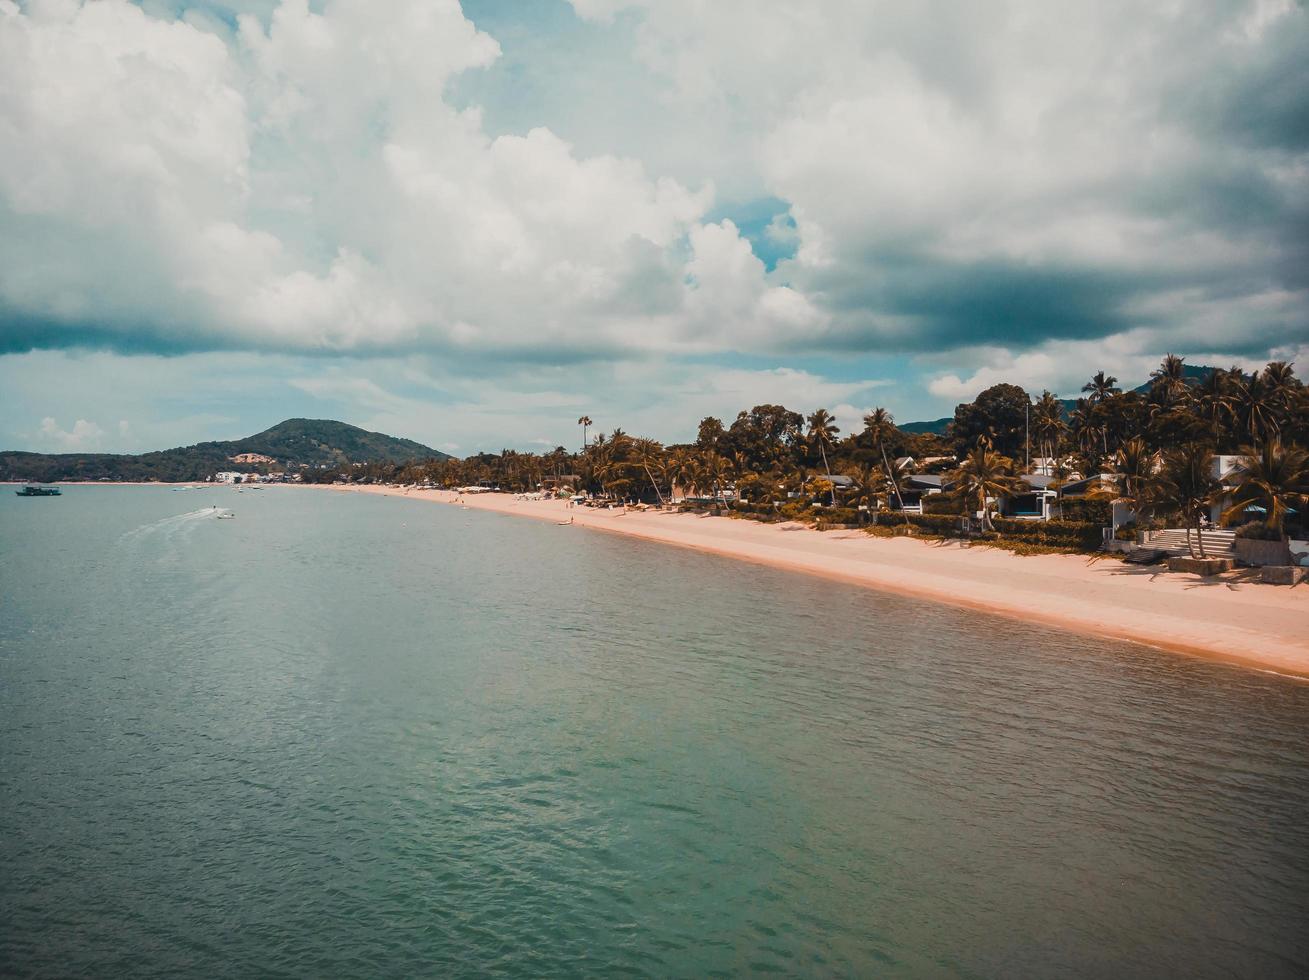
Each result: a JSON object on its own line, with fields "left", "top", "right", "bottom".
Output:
{"left": 287, "top": 356, "right": 1308, "bottom": 550}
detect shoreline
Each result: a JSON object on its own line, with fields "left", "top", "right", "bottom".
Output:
{"left": 298, "top": 484, "right": 1309, "bottom": 680}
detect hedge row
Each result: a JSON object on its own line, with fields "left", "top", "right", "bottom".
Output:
{"left": 719, "top": 501, "right": 1104, "bottom": 550}
{"left": 1055, "top": 497, "right": 1112, "bottom": 524}
{"left": 992, "top": 518, "right": 1105, "bottom": 548}
{"left": 870, "top": 511, "right": 1104, "bottom": 549}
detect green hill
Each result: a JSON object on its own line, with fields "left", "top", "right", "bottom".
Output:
{"left": 1, "top": 419, "right": 452, "bottom": 483}
{"left": 899, "top": 417, "right": 953, "bottom": 435}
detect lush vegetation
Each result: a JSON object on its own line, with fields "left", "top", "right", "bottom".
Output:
{"left": 308, "top": 356, "right": 1309, "bottom": 554}
{"left": 1, "top": 419, "right": 451, "bottom": 482}
{"left": 10, "top": 359, "right": 1305, "bottom": 555}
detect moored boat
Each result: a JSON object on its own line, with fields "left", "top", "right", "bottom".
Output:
{"left": 15, "top": 485, "right": 61, "bottom": 497}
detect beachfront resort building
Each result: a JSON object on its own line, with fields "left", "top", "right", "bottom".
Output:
{"left": 886, "top": 474, "right": 947, "bottom": 513}
{"left": 997, "top": 474, "right": 1059, "bottom": 520}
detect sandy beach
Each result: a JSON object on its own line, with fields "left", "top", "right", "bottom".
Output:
{"left": 305, "top": 484, "right": 1309, "bottom": 679}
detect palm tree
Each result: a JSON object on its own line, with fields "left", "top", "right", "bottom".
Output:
{"left": 1031, "top": 390, "right": 1066, "bottom": 472}
{"left": 702, "top": 451, "right": 732, "bottom": 505}
{"left": 632, "top": 437, "right": 667, "bottom": 506}
{"left": 665, "top": 448, "right": 693, "bottom": 501}
{"left": 1231, "top": 372, "right": 1282, "bottom": 446}
{"left": 1147, "top": 445, "right": 1219, "bottom": 558}
{"left": 1110, "top": 436, "right": 1156, "bottom": 516}
{"left": 1149, "top": 353, "right": 1190, "bottom": 407}
{"left": 862, "top": 405, "right": 909, "bottom": 511}
{"left": 846, "top": 464, "right": 887, "bottom": 522}
{"left": 1082, "top": 371, "right": 1120, "bottom": 403}
{"left": 1262, "top": 361, "right": 1299, "bottom": 407}
{"left": 577, "top": 416, "right": 592, "bottom": 452}
{"left": 1049, "top": 457, "right": 1075, "bottom": 520}
{"left": 1069, "top": 398, "right": 1104, "bottom": 461}
{"left": 1220, "top": 440, "right": 1309, "bottom": 539}
{"left": 861, "top": 407, "right": 895, "bottom": 450}
{"left": 1196, "top": 367, "right": 1237, "bottom": 448}
{"left": 806, "top": 408, "right": 840, "bottom": 505}
{"left": 586, "top": 433, "right": 614, "bottom": 495}
{"left": 952, "top": 441, "right": 1018, "bottom": 532}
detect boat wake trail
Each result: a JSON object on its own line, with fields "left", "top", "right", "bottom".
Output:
{"left": 118, "top": 507, "right": 225, "bottom": 546}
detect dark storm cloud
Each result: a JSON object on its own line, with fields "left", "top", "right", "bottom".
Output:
{"left": 1177, "top": 18, "right": 1309, "bottom": 153}
{"left": 797, "top": 257, "right": 1160, "bottom": 352}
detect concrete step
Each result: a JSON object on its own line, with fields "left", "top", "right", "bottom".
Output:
{"left": 1145, "top": 529, "right": 1236, "bottom": 557}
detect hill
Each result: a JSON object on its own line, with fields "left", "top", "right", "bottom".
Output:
{"left": 899, "top": 365, "right": 1218, "bottom": 436}
{"left": 0, "top": 419, "right": 452, "bottom": 483}
{"left": 899, "top": 417, "right": 952, "bottom": 435}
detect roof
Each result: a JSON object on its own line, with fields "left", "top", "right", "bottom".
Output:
{"left": 1062, "top": 473, "right": 1116, "bottom": 494}
{"left": 903, "top": 473, "right": 943, "bottom": 489}
{"left": 1019, "top": 473, "right": 1057, "bottom": 490}
{"left": 823, "top": 474, "right": 856, "bottom": 487}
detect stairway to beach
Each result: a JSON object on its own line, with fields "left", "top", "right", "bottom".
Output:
{"left": 1143, "top": 529, "right": 1237, "bottom": 559}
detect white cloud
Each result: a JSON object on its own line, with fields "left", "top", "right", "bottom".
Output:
{"left": 38, "top": 416, "right": 104, "bottom": 449}
{"left": 570, "top": 0, "right": 1308, "bottom": 358}
{"left": 1, "top": 0, "right": 809, "bottom": 360}
{"left": 928, "top": 352, "right": 1061, "bottom": 401}
{"left": 1, "top": 0, "right": 1304, "bottom": 439}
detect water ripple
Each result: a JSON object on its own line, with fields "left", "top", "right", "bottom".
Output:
{"left": 1, "top": 487, "right": 1307, "bottom": 978}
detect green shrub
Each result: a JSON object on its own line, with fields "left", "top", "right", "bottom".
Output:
{"left": 1057, "top": 496, "right": 1112, "bottom": 524}
{"left": 818, "top": 506, "right": 860, "bottom": 525}
{"left": 992, "top": 518, "right": 1103, "bottom": 549}
{"left": 1234, "top": 520, "right": 1281, "bottom": 541}
{"left": 922, "top": 494, "right": 963, "bottom": 515}
{"left": 779, "top": 501, "right": 815, "bottom": 522}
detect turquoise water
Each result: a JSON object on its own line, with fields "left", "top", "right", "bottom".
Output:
{"left": 2, "top": 486, "right": 1307, "bottom": 978}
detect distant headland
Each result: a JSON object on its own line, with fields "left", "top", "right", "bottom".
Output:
{"left": 0, "top": 419, "right": 452, "bottom": 483}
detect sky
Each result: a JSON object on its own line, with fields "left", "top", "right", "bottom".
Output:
{"left": 1, "top": 0, "right": 1306, "bottom": 455}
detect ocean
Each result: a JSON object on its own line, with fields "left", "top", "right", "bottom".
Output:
{"left": 2, "top": 486, "right": 1307, "bottom": 977}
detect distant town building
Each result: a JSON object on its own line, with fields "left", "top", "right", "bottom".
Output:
{"left": 229, "top": 453, "right": 276, "bottom": 464}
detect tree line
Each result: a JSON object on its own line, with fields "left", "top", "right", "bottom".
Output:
{"left": 305, "top": 356, "right": 1309, "bottom": 548}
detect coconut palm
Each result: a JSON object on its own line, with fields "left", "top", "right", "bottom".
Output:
{"left": 846, "top": 465, "right": 887, "bottom": 521}
{"left": 1048, "top": 457, "right": 1075, "bottom": 520}
{"left": 702, "top": 452, "right": 732, "bottom": 504}
{"left": 861, "top": 407, "right": 896, "bottom": 451}
{"left": 1110, "top": 436, "right": 1155, "bottom": 515}
{"left": 1220, "top": 441, "right": 1309, "bottom": 539}
{"left": 1147, "top": 445, "right": 1219, "bottom": 558}
{"left": 1081, "top": 371, "right": 1120, "bottom": 403}
{"left": 806, "top": 408, "right": 840, "bottom": 505}
{"left": 1231, "top": 372, "right": 1282, "bottom": 446}
{"left": 952, "top": 441, "right": 1018, "bottom": 532}
{"left": 1262, "top": 361, "right": 1299, "bottom": 406}
{"left": 577, "top": 416, "right": 592, "bottom": 451}
{"left": 1196, "top": 367, "right": 1238, "bottom": 448}
{"left": 632, "top": 438, "right": 667, "bottom": 506}
{"left": 1069, "top": 398, "right": 1102, "bottom": 458}
{"left": 1149, "top": 353, "right": 1190, "bottom": 406}
{"left": 1031, "top": 390, "right": 1066, "bottom": 471}
{"left": 665, "top": 448, "right": 693, "bottom": 501}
